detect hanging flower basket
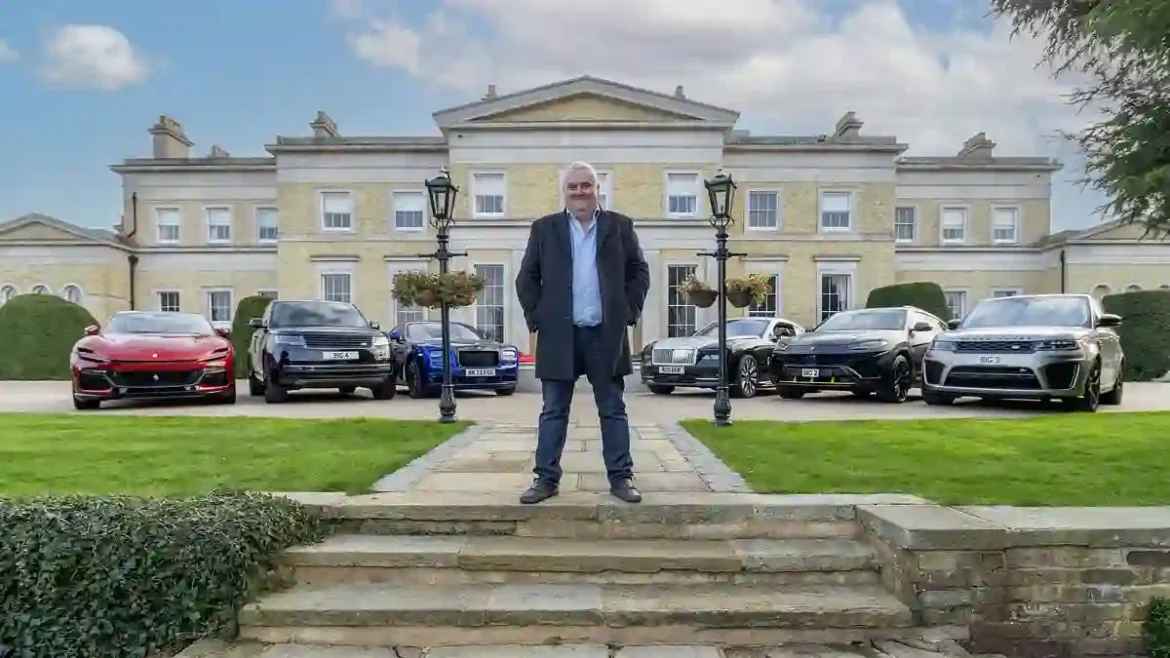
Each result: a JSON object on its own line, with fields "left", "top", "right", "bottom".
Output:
{"left": 726, "top": 274, "right": 771, "bottom": 308}
{"left": 681, "top": 274, "right": 718, "bottom": 308}
{"left": 391, "top": 270, "right": 485, "bottom": 309}
{"left": 436, "top": 271, "right": 485, "bottom": 308}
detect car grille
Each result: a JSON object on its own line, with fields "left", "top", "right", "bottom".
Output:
{"left": 944, "top": 366, "right": 1040, "bottom": 390}
{"left": 303, "top": 333, "right": 371, "bottom": 349}
{"left": 955, "top": 340, "right": 1036, "bottom": 354}
{"left": 785, "top": 353, "right": 883, "bottom": 378}
{"left": 652, "top": 348, "right": 696, "bottom": 366}
{"left": 109, "top": 370, "right": 202, "bottom": 387}
{"left": 458, "top": 350, "right": 500, "bottom": 368}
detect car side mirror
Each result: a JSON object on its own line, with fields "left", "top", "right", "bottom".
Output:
{"left": 83, "top": 325, "right": 100, "bottom": 336}
{"left": 249, "top": 318, "right": 264, "bottom": 329}
{"left": 389, "top": 331, "right": 403, "bottom": 342}
{"left": 215, "top": 327, "right": 230, "bottom": 337}
{"left": 945, "top": 319, "right": 962, "bottom": 330}
{"left": 912, "top": 321, "right": 933, "bottom": 333}
{"left": 1097, "top": 313, "right": 1122, "bottom": 328}
{"left": 369, "top": 321, "right": 381, "bottom": 330}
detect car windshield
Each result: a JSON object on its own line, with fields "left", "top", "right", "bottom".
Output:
{"left": 405, "top": 322, "right": 484, "bottom": 342}
{"left": 269, "top": 301, "right": 369, "bottom": 328}
{"left": 815, "top": 309, "right": 906, "bottom": 332}
{"left": 694, "top": 318, "right": 771, "bottom": 338}
{"left": 105, "top": 312, "right": 214, "bottom": 335}
{"left": 961, "top": 296, "right": 1092, "bottom": 329}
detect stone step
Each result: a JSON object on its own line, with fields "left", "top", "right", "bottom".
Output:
{"left": 300, "top": 492, "right": 928, "bottom": 540}
{"left": 282, "top": 535, "right": 880, "bottom": 587}
{"left": 238, "top": 582, "right": 916, "bottom": 647}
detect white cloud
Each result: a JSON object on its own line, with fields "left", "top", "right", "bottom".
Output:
{"left": 0, "top": 39, "right": 18, "bottom": 63}
{"left": 40, "top": 24, "right": 149, "bottom": 91}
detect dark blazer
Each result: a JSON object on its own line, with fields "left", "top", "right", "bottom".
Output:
{"left": 516, "top": 210, "right": 650, "bottom": 381}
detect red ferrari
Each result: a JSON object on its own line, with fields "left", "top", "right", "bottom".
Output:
{"left": 70, "top": 311, "right": 237, "bottom": 409}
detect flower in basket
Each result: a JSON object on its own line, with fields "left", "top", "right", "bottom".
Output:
{"left": 434, "top": 270, "right": 486, "bottom": 308}
{"left": 681, "top": 274, "right": 719, "bottom": 308}
{"left": 391, "top": 271, "right": 435, "bottom": 308}
{"left": 726, "top": 273, "right": 772, "bottom": 306}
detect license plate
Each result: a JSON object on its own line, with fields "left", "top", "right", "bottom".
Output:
{"left": 465, "top": 368, "right": 496, "bottom": 377}
{"left": 659, "top": 366, "right": 685, "bottom": 374}
{"left": 801, "top": 368, "right": 820, "bottom": 378}
{"left": 979, "top": 356, "right": 1001, "bottom": 364}
{"left": 322, "top": 351, "right": 359, "bottom": 360}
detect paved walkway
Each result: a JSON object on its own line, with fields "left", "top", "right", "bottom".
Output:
{"left": 372, "top": 422, "right": 751, "bottom": 496}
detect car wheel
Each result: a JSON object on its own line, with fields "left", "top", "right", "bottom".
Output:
{"left": 495, "top": 387, "right": 516, "bottom": 396}
{"left": 922, "top": 388, "right": 955, "bottom": 406}
{"left": 338, "top": 386, "right": 356, "bottom": 395}
{"left": 732, "top": 355, "right": 759, "bottom": 399}
{"left": 407, "top": 361, "right": 428, "bottom": 399}
{"left": 263, "top": 361, "right": 289, "bottom": 403}
{"left": 647, "top": 384, "right": 674, "bottom": 395}
{"left": 1100, "top": 360, "right": 1124, "bottom": 406}
{"left": 877, "top": 354, "right": 911, "bottom": 403}
{"left": 248, "top": 370, "right": 264, "bottom": 396}
{"left": 1064, "top": 360, "right": 1101, "bottom": 412}
{"left": 777, "top": 386, "right": 805, "bottom": 400}
{"left": 371, "top": 378, "right": 397, "bottom": 400}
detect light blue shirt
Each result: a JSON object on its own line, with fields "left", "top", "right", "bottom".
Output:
{"left": 567, "top": 208, "right": 603, "bottom": 327}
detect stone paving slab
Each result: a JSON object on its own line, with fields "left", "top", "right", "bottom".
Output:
{"left": 426, "top": 646, "right": 609, "bottom": 658}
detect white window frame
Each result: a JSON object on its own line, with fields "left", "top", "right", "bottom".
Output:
{"left": 471, "top": 262, "right": 508, "bottom": 343}
{"left": 470, "top": 171, "right": 507, "bottom": 218}
{"left": 990, "top": 288, "right": 1022, "bottom": 298}
{"left": 387, "top": 259, "right": 430, "bottom": 326}
{"left": 255, "top": 205, "right": 279, "bottom": 243}
{"left": 665, "top": 262, "right": 699, "bottom": 337}
{"left": 743, "top": 261, "right": 785, "bottom": 318}
{"left": 815, "top": 259, "right": 858, "bottom": 323}
{"left": 1125, "top": 283, "right": 1143, "bottom": 293}
{"left": 943, "top": 289, "right": 969, "bottom": 321}
{"left": 61, "top": 283, "right": 84, "bottom": 305}
{"left": 320, "top": 272, "right": 353, "bottom": 304}
{"left": 392, "top": 190, "right": 428, "bottom": 232}
{"left": 313, "top": 259, "right": 357, "bottom": 303}
{"left": 319, "top": 190, "right": 355, "bottom": 232}
{"left": 558, "top": 168, "right": 614, "bottom": 210}
{"left": 155, "top": 206, "right": 181, "bottom": 245}
{"left": 0, "top": 284, "right": 17, "bottom": 305}
{"left": 664, "top": 171, "right": 701, "bottom": 219}
{"left": 991, "top": 205, "right": 1020, "bottom": 245}
{"left": 939, "top": 204, "right": 969, "bottom": 245}
{"left": 204, "top": 206, "right": 233, "bottom": 244}
{"left": 818, "top": 189, "right": 855, "bottom": 233}
{"left": 894, "top": 206, "right": 917, "bottom": 244}
{"left": 31, "top": 284, "right": 51, "bottom": 295}
{"left": 746, "top": 190, "right": 781, "bottom": 231}
{"left": 156, "top": 290, "right": 181, "bottom": 312}
{"left": 206, "top": 289, "right": 234, "bottom": 323}
{"left": 1090, "top": 283, "right": 1112, "bottom": 301}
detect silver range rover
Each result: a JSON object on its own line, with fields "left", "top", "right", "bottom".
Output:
{"left": 921, "top": 294, "right": 1125, "bottom": 412}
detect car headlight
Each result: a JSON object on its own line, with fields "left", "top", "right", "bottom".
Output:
{"left": 930, "top": 338, "right": 957, "bottom": 352}
{"left": 849, "top": 339, "right": 889, "bottom": 351}
{"left": 1035, "top": 338, "right": 1079, "bottom": 351}
{"left": 273, "top": 334, "right": 304, "bottom": 346}
{"left": 501, "top": 348, "right": 518, "bottom": 361}
{"left": 372, "top": 335, "right": 390, "bottom": 347}
{"left": 203, "top": 360, "right": 228, "bottom": 369}
{"left": 773, "top": 342, "right": 789, "bottom": 352}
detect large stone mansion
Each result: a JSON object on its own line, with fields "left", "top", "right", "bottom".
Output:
{"left": 1, "top": 75, "right": 1167, "bottom": 351}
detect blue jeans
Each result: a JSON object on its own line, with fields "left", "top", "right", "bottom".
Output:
{"left": 533, "top": 325, "right": 634, "bottom": 486}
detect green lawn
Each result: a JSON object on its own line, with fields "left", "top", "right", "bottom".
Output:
{"left": 0, "top": 413, "right": 469, "bottom": 498}
{"left": 681, "top": 412, "right": 1170, "bottom": 506}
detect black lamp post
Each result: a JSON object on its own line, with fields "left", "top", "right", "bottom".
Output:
{"left": 698, "top": 169, "right": 739, "bottom": 426}
{"left": 421, "top": 167, "right": 466, "bottom": 424}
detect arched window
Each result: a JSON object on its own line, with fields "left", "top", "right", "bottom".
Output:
{"left": 31, "top": 284, "right": 50, "bottom": 295}
{"left": 62, "top": 285, "right": 83, "bottom": 305}
{"left": 0, "top": 285, "right": 15, "bottom": 305}
{"left": 1125, "top": 284, "right": 1143, "bottom": 293}
{"left": 1090, "top": 284, "right": 1111, "bottom": 301}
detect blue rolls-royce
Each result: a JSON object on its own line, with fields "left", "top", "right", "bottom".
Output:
{"left": 388, "top": 321, "right": 520, "bottom": 397}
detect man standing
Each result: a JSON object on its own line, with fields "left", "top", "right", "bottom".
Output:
{"left": 515, "top": 161, "right": 650, "bottom": 504}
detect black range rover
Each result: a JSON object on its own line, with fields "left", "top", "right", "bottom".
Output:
{"left": 769, "top": 306, "right": 947, "bottom": 403}
{"left": 246, "top": 299, "right": 398, "bottom": 403}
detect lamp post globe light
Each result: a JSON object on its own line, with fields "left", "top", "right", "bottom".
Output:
{"left": 424, "top": 167, "right": 462, "bottom": 423}
{"left": 703, "top": 169, "right": 738, "bottom": 426}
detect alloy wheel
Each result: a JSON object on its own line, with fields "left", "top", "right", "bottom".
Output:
{"left": 739, "top": 357, "right": 758, "bottom": 398}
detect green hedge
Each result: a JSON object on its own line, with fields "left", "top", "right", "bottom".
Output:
{"left": 1149, "top": 597, "right": 1170, "bottom": 658}
{"left": 864, "top": 282, "right": 952, "bottom": 321}
{"left": 0, "top": 492, "right": 324, "bottom": 658}
{"left": 230, "top": 296, "right": 274, "bottom": 377}
{"left": 0, "top": 294, "right": 99, "bottom": 380}
{"left": 1103, "top": 289, "right": 1170, "bottom": 381}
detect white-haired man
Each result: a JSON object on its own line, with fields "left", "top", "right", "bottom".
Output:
{"left": 515, "top": 162, "right": 650, "bottom": 504}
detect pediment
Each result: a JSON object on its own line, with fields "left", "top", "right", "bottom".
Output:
{"left": 1075, "top": 219, "right": 1159, "bottom": 241}
{"left": 433, "top": 75, "right": 740, "bottom": 129}
{"left": 0, "top": 213, "right": 117, "bottom": 244}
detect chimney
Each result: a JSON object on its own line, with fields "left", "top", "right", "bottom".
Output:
{"left": 483, "top": 84, "right": 498, "bottom": 100}
{"left": 674, "top": 85, "right": 686, "bottom": 99}
{"left": 208, "top": 145, "right": 230, "bottom": 158}
{"left": 310, "top": 111, "right": 340, "bottom": 138}
{"left": 958, "top": 132, "right": 996, "bottom": 160}
{"left": 149, "top": 115, "right": 193, "bottom": 159}
{"left": 833, "top": 111, "right": 864, "bottom": 139}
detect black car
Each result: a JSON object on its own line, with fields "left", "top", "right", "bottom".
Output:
{"left": 640, "top": 317, "right": 805, "bottom": 398}
{"left": 246, "top": 299, "right": 398, "bottom": 403}
{"left": 389, "top": 320, "right": 522, "bottom": 398}
{"left": 769, "top": 306, "right": 946, "bottom": 403}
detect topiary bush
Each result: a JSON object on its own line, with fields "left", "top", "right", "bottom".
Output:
{"left": 1147, "top": 597, "right": 1170, "bottom": 658}
{"left": 0, "top": 293, "right": 100, "bottom": 380}
{"left": 1103, "top": 289, "right": 1170, "bottom": 381}
{"left": 231, "top": 295, "right": 274, "bottom": 377}
{"left": 0, "top": 492, "right": 324, "bottom": 658}
{"left": 865, "top": 282, "right": 952, "bottom": 321}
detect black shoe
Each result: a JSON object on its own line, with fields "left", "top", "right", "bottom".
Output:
{"left": 609, "top": 478, "right": 642, "bottom": 504}
{"left": 520, "top": 479, "right": 559, "bottom": 505}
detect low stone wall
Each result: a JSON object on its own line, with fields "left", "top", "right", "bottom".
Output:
{"left": 861, "top": 503, "right": 1170, "bottom": 656}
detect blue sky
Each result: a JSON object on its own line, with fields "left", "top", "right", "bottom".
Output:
{"left": 0, "top": 0, "right": 1105, "bottom": 233}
